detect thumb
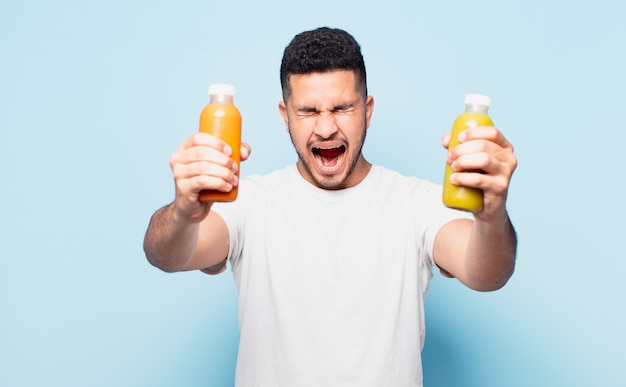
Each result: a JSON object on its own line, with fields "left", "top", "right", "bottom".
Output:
{"left": 240, "top": 142, "right": 252, "bottom": 161}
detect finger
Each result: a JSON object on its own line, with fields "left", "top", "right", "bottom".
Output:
{"left": 447, "top": 137, "right": 493, "bottom": 165}
{"left": 188, "top": 145, "right": 236, "bottom": 166}
{"left": 449, "top": 135, "right": 516, "bottom": 168}
{"left": 178, "top": 132, "right": 232, "bottom": 155}
{"left": 173, "top": 159, "right": 239, "bottom": 182}
{"left": 450, "top": 152, "right": 491, "bottom": 173}
{"left": 441, "top": 131, "right": 452, "bottom": 149}
{"left": 173, "top": 160, "right": 239, "bottom": 192}
{"left": 171, "top": 143, "right": 236, "bottom": 170}
{"left": 240, "top": 142, "right": 252, "bottom": 161}
{"left": 449, "top": 136, "right": 493, "bottom": 158}
{"left": 461, "top": 126, "right": 513, "bottom": 150}
{"left": 177, "top": 174, "right": 235, "bottom": 197}
{"left": 450, "top": 149, "right": 516, "bottom": 192}
{"left": 451, "top": 146, "right": 516, "bottom": 176}
{"left": 450, "top": 170, "right": 510, "bottom": 196}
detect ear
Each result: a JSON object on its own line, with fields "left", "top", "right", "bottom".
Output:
{"left": 365, "top": 95, "right": 374, "bottom": 129}
{"left": 278, "top": 101, "right": 289, "bottom": 132}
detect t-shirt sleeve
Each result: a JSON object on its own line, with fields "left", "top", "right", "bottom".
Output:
{"left": 210, "top": 202, "right": 241, "bottom": 269}
{"left": 414, "top": 181, "right": 474, "bottom": 268}
{"left": 208, "top": 182, "right": 253, "bottom": 273}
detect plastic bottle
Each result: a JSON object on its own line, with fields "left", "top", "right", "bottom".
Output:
{"left": 198, "top": 84, "right": 242, "bottom": 202}
{"left": 442, "top": 94, "right": 493, "bottom": 212}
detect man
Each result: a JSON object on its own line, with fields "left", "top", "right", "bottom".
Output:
{"left": 144, "top": 27, "right": 517, "bottom": 386}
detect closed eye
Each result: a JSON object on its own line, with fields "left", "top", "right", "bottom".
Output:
{"left": 295, "top": 104, "right": 357, "bottom": 117}
{"left": 331, "top": 104, "right": 356, "bottom": 114}
{"left": 296, "top": 107, "right": 319, "bottom": 117}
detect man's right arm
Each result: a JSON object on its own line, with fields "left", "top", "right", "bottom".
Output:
{"left": 143, "top": 202, "right": 230, "bottom": 273}
{"left": 143, "top": 132, "right": 248, "bottom": 273}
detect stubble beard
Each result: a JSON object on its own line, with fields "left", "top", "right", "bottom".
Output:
{"left": 288, "top": 126, "right": 367, "bottom": 190}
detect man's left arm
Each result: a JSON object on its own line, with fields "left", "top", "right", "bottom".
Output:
{"left": 433, "top": 125, "right": 518, "bottom": 291}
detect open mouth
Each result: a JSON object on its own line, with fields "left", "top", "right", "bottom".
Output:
{"left": 312, "top": 145, "right": 346, "bottom": 171}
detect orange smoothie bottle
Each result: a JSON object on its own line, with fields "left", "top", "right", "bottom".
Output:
{"left": 442, "top": 94, "right": 493, "bottom": 212}
{"left": 198, "top": 84, "right": 242, "bottom": 202}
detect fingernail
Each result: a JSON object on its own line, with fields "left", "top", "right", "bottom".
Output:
{"left": 458, "top": 132, "right": 466, "bottom": 142}
{"left": 223, "top": 145, "right": 232, "bottom": 156}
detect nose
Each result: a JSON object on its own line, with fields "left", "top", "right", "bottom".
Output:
{"left": 313, "top": 112, "right": 339, "bottom": 139}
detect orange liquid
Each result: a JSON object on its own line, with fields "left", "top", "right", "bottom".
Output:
{"left": 198, "top": 102, "right": 241, "bottom": 202}
{"left": 442, "top": 111, "right": 493, "bottom": 212}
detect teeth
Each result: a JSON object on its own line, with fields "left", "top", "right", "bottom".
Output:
{"left": 313, "top": 146, "right": 341, "bottom": 153}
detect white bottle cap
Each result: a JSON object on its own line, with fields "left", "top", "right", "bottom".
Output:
{"left": 464, "top": 93, "right": 492, "bottom": 107}
{"left": 209, "top": 84, "right": 236, "bottom": 96}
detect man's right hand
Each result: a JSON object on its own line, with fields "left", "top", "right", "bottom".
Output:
{"left": 168, "top": 132, "right": 250, "bottom": 224}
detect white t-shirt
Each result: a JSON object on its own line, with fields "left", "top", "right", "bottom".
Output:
{"left": 212, "top": 165, "right": 471, "bottom": 387}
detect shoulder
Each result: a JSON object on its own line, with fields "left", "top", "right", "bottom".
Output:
{"left": 242, "top": 165, "right": 296, "bottom": 185}
{"left": 371, "top": 165, "right": 440, "bottom": 194}
{"left": 233, "top": 165, "right": 299, "bottom": 204}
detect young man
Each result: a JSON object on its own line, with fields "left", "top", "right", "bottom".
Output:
{"left": 144, "top": 27, "right": 517, "bottom": 386}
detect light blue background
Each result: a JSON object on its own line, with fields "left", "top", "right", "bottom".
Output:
{"left": 2, "top": 0, "right": 624, "bottom": 386}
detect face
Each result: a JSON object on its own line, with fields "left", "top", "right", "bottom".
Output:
{"left": 279, "top": 70, "right": 374, "bottom": 190}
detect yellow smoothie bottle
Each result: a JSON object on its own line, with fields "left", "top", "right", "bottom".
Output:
{"left": 442, "top": 94, "right": 493, "bottom": 212}
{"left": 198, "top": 84, "right": 242, "bottom": 202}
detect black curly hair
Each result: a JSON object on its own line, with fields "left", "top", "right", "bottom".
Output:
{"left": 280, "top": 27, "right": 367, "bottom": 102}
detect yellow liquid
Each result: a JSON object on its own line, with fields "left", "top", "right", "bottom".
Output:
{"left": 442, "top": 111, "right": 493, "bottom": 212}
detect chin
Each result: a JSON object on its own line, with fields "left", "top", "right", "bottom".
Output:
{"left": 312, "top": 171, "right": 350, "bottom": 190}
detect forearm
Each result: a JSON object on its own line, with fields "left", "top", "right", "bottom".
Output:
{"left": 463, "top": 210, "right": 517, "bottom": 291}
{"left": 143, "top": 203, "right": 201, "bottom": 272}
